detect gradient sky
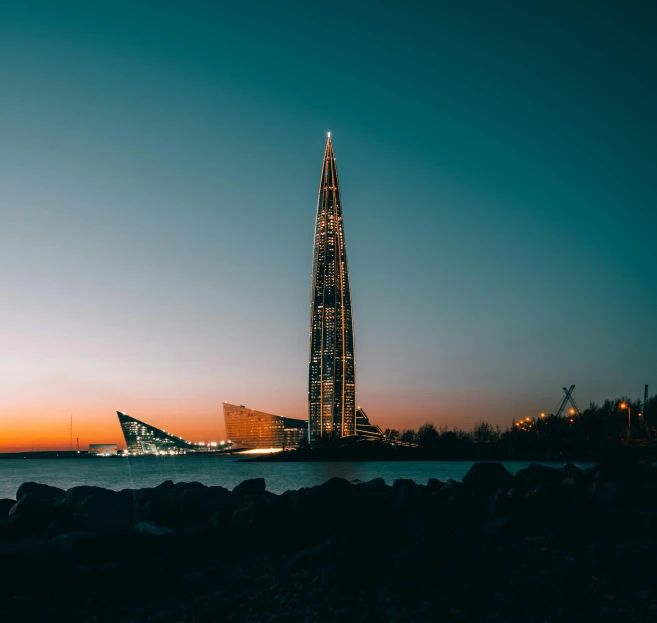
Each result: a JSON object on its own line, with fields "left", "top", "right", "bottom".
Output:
{"left": 1, "top": 1, "right": 656, "bottom": 450}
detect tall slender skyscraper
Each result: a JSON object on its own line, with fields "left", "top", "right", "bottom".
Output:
{"left": 309, "top": 133, "right": 356, "bottom": 443}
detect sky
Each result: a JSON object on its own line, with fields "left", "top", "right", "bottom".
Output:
{"left": 1, "top": 1, "right": 656, "bottom": 450}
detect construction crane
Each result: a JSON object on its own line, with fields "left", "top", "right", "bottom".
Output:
{"left": 554, "top": 385, "right": 582, "bottom": 417}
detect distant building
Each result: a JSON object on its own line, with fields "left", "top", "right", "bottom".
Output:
{"left": 223, "top": 403, "right": 307, "bottom": 449}
{"left": 117, "top": 411, "right": 196, "bottom": 454}
{"left": 355, "top": 408, "right": 385, "bottom": 440}
{"left": 88, "top": 444, "right": 118, "bottom": 456}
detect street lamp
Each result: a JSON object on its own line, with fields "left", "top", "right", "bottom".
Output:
{"left": 620, "top": 403, "right": 631, "bottom": 438}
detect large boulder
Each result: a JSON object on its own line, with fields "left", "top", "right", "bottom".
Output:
{"left": 71, "top": 489, "right": 138, "bottom": 534}
{"left": 15, "top": 482, "right": 65, "bottom": 504}
{"left": 55, "top": 485, "right": 109, "bottom": 517}
{"left": 524, "top": 481, "right": 573, "bottom": 513}
{"left": 356, "top": 478, "right": 388, "bottom": 492}
{"left": 49, "top": 530, "right": 94, "bottom": 561}
{"left": 229, "top": 494, "right": 279, "bottom": 542}
{"left": 512, "top": 463, "right": 562, "bottom": 498}
{"left": 5, "top": 493, "right": 58, "bottom": 534}
{"left": 462, "top": 462, "right": 513, "bottom": 494}
{"left": 589, "top": 460, "right": 655, "bottom": 511}
{"left": 560, "top": 463, "right": 592, "bottom": 493}
{"left": 134, "top": 521, "right": 175, "bottom": 537}
{"left": 178, "top": 483, "right": 233, "bottom": 522}
{"left": 0, "top": 499, "right": 15, "bottom": 519}
{"left": 233, "top": 478, "right": 266, "bottom": 496}
{"left": 435, "top": 478, "right": 464, "bottom": 499}
{"left": 391, "top": 479, "right": 428, "bottom": 513}
{"left": 315, "top": 477, "right": 353, "bottom": 499}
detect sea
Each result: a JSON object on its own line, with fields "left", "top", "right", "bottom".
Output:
{"left": 0, "top": 455, "right": 597, "bottom": 500}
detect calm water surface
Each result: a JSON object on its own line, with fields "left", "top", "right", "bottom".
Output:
{"left": 0, "top": 456, "right": 596, "bottom": 500}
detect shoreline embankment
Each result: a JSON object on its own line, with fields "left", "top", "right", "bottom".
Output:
{"left": 1, "top": 459, "right": 656, "bottom": 622}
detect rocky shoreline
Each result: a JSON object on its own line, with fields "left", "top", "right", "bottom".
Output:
{"left": 1, "top": 460, "right": 656, "bottom": 622}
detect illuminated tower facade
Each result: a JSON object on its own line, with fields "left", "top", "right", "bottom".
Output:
{"left": 308, "top": 133, "right": 356, "bottom": 443}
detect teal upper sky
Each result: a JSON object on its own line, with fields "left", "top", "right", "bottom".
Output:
{"left": 1, "top": 0, "right": 655, "bottom": 446}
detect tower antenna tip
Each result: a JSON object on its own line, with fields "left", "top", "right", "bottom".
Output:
{"left": 327, "top": 131, "right": 331, "bottom": 138}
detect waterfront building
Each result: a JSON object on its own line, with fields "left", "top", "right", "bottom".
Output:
{"left": 117, "top": 411, "right": 196, "bottom": 454}
{"left": 355, "top": 408, "right": 385, "bottom": 440}
{"left": 223, "top": 403, "right": 307, "bottom": 449}
{"left": 88, "top": 443, "right": 118, "bottom": 456}
{"left": 309, "top": 134, "right": 356, "bottom": 443}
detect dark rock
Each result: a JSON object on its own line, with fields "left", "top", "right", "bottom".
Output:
{"left": 134, "top": 521, "right": 175, "bottom": 537}
{"left": 392, "top": 478, "right": 418, "bottom": 490}
{"left": 512, "top": 463, "right": 562, "bottom": 498}
{"left": 560, "top": 463, "right": 592, "bottom": 491}
{"left": 2, "top": 461, "right": 657, "bottom": 622}
{"left": 480, "top": 516, "right": 510, "bottom": 536}
{"left": 0, "top": 499, "right": 15, "bottom": 519}
{"left": 589, "top": 461, "right": 651, "bottom": 511}
{"left": 72, "top": 489, "right": 138, "bottom": 534}
{"left": 462, "top": 462, "right": 513, "bottom": 494}
{"left": 55, "top": 485, "right": 109, "bottom": 517}
{"left": 5, "top": 493, "right": 58, "bottom": 533}
{"left": 524, "top": 481, "right": 573, "bottom": 513}
{"left": 427, "top": 478, "right": 444, "bottom": 491}
{"left": 485, "top": 490, "right": 515, "bottom": 517}
{"left": 232, "top": 478, "right": 266, "bottom": 496}
{"left": 49, "top": 530, "right": 94, "bottom": 557}
{"left": 356, "top": 478, "right": 388, "bottom": 491}
{"left": 288, "top": 534, "right": 347, "bottom": 569}
{"left": 15, "top": 482, "right": 65, "bottom": 503}
{"left": 316, "top": 477, "right": 353, "bottom": 498}
{"left": 151, "top": 481, "right": 233, "bottom": 523}
{"left": 391, "top": 479, "right": 428, "bottom": 513}
{"left": 435, "top": 478, "right": 464, "bottom": 498}
{"left": 229, "top": 494, "right": 277, "bottom": 540}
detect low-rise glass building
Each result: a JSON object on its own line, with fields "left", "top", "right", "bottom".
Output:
{"left": 117, "top": 411, "right": 196, "bottom": 454}
{"left": 223, "top": 403, "right": 308, "bottom": 449}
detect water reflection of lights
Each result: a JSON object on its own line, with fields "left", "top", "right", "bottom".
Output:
{"left": 236, "top": 448, "right": 284, "bottom": 455}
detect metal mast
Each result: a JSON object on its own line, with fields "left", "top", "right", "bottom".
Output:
{"left": 554, "top": 385, "right": 582, "bottom": 417}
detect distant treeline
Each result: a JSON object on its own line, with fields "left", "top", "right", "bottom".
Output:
{"left": 382, "top": 394, "right": 657, "bottom": 460}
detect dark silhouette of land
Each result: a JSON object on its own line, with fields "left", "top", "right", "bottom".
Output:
{"left": 1, "top": 459, "right": 657, "bottom": 621}
{"left": 250, "top": 393, "right": 657, "bottom": 462}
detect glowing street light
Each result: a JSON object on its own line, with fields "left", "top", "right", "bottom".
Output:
{"left": 620, "top": 403, "right": 631, "bottom": 438}
{"left": 540, "top": 413, "right": 546, "bottom": 418}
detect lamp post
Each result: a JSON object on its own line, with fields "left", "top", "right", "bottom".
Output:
{"left": 620, "top": 403, "right": 631, "bottom": 438}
